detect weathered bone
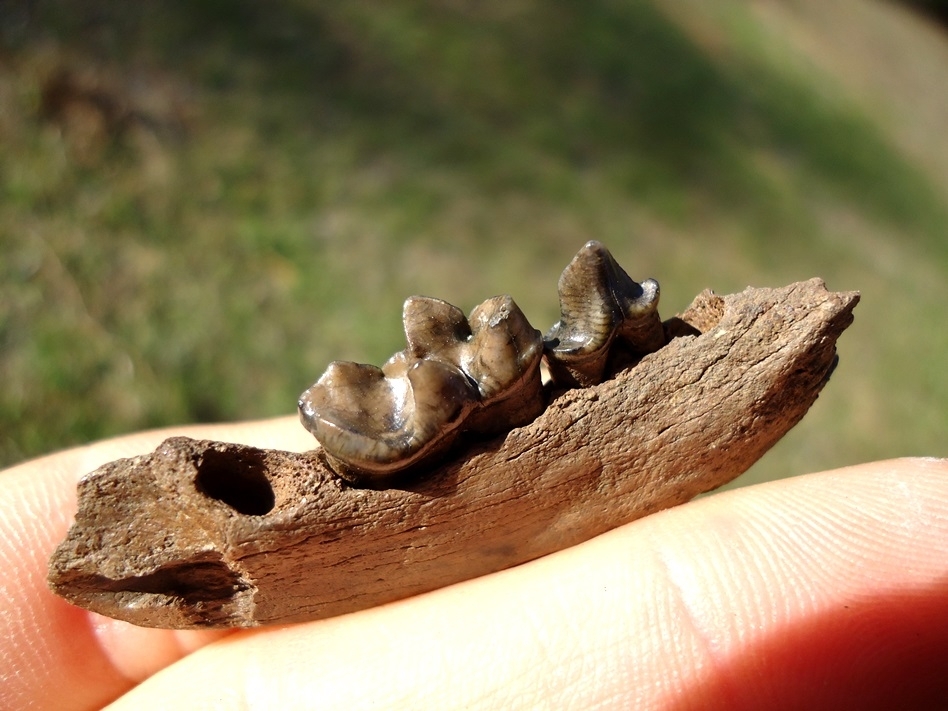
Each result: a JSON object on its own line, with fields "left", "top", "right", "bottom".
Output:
{"left": 48, "top": 279, "right": 858, "bottom": 629}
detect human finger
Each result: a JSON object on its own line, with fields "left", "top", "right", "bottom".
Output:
{"left": 105, "top": 458, "right": 948, "bottom": 711}
{"left": 0, "top": 416, "right": 310, "bottom": 711}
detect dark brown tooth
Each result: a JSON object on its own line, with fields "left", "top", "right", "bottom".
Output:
{"left": 544, "top": 240, "right": 664, "bottom": 387}
{"left": 298, "top": 358, "right": 476, "bottom": 480}
{"left": 401, "top": 296, "right": 470, "bottom": 359}
{"left": 458, "top": 295, "right": 545, "bottom": 434}
{"left": 298, "top": 295, "right": 543, "bottom": 483}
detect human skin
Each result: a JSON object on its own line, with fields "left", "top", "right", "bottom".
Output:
{"left": 1, "top": 416, "right": 946, "bottom": 710}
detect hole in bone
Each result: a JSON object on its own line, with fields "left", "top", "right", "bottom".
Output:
{"left": 195, "top": 448, "right": 275, "bottom": 515}
{"left": 90, "top": 555, "right": 250, "bottom": 604}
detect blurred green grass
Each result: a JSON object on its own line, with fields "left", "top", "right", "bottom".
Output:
{"left": 2, "top": 0, "right": 947, "bottom": 484}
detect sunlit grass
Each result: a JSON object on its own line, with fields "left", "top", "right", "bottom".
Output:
{"left": 2, "top": 0, "right": 946, "bottom": 478}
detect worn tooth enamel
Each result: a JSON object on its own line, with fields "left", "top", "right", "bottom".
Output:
{"left": 298, "top": 295, "right": 543, "bottom": 482}
{"left": 615, "top": 276, "right": 663, "bottom": 351}
{"left": 458, "top": 295, "right": 545, "bottom": 433}
{"left": 298, "top": 357, "right": 476, "bottom": 478}
{"left": 402, "top": 297, "right": 470, "bottom": 358}
{"left": 464, "top": 296, "right": 540, "bottom": 396}
{"left": 400, "top": 295, "right": 542, "bottom": 406}
{"left": 544, "top": 240, "right": 665, "bottom": 387}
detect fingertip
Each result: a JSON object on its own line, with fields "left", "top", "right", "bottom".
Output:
{"left": 90, "top": 614, "right": 234, "bottom": 684}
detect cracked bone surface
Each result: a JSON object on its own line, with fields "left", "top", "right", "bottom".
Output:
{"left": 48, "top": 278, "right": 858, "bottom": 629}
{"left": 298, "top": 294, "right": 544, "bottom": 482}
{"left": 544, "top": 240, "right": 665, "bottom": 387}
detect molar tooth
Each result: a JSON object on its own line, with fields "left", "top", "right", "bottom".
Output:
{"left": 544, "top": 240, "right": 664, "bottom": 387}
{"left": 459, "top": 295, "right": 544, "bottom": 433}
{"left": 298, "top": 358, "right": 476, "bottom": 480}
{"left": 463, "top": 296, "right": 541, "bottom": 397}
{"left": 616, "top": 276, "right": 664, "bottom": 352}
{"left": 298, "top": 295, "right": 544, "bottom": 483}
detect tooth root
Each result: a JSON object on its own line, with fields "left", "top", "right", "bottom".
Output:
{"left": 544, "top": 241, "right": 664, "bottom": 387}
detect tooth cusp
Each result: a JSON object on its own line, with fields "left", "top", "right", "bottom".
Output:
{"left": 543, "top": 240, "right": 665, "bottom": 386}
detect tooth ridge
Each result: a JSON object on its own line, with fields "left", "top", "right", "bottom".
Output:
{"left": 299, "top": 295, "right": 544, "bottom": 482}
{"left": 543, "top": 241, "right": 664, "bottom": 386}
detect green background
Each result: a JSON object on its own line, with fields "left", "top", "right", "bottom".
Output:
{"left": 2, "top": 0, "right": 947, "bottom": 486}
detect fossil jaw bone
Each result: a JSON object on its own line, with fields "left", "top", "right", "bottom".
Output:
{"left": 298, "top": 294, "right": 544, "bottom": 482}
{"left": 543, "top": 240, "right": 664, "bottom": 387}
